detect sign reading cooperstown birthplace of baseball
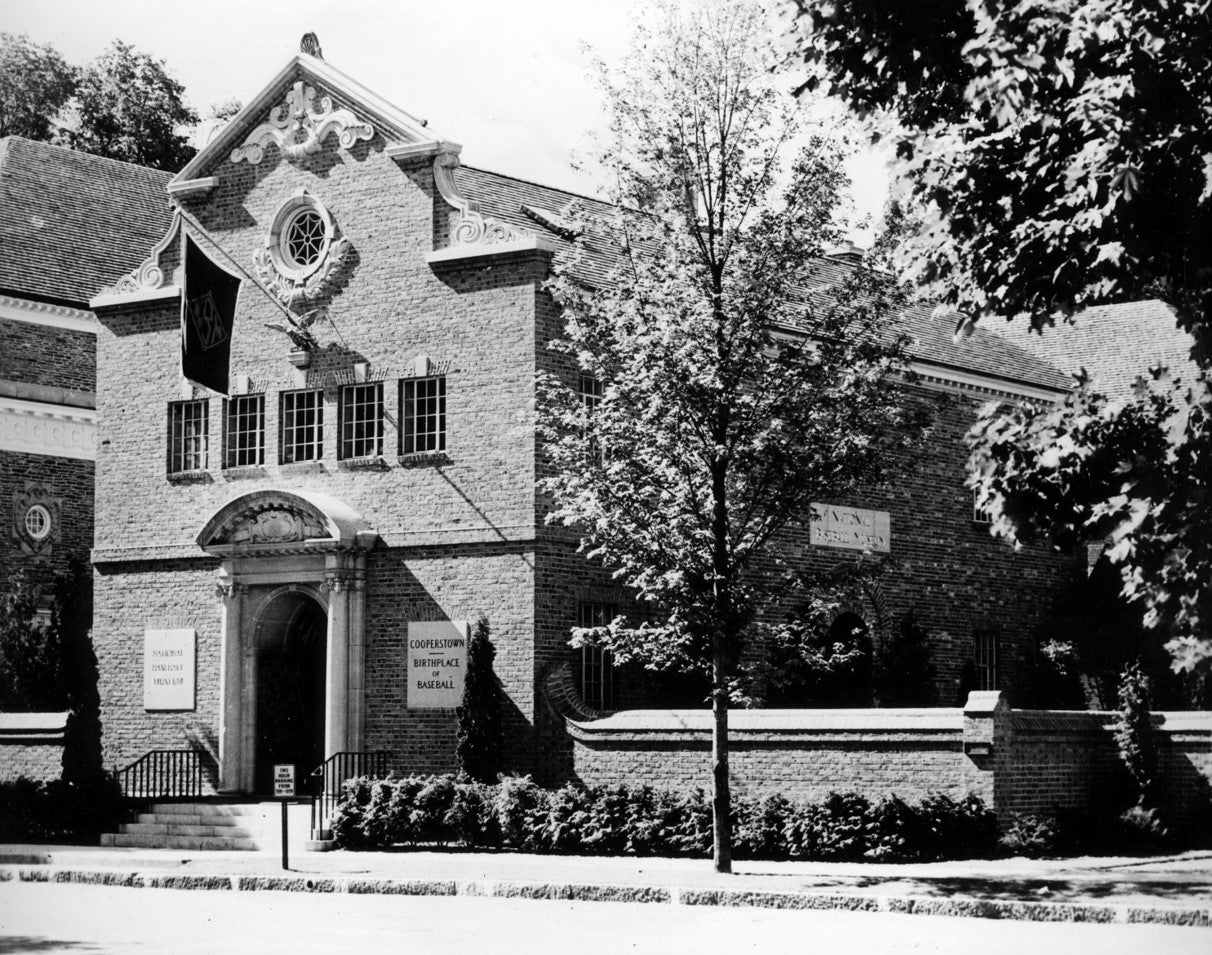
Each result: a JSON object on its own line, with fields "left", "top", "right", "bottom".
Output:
{"left": 143, "top": 628, "right": 196, "bottom": 710}
{"left": 810, "top": 503, "right": 891, "bottom": 553}
{"left": 407, "top": 621, "right": 469, "bottom": 709}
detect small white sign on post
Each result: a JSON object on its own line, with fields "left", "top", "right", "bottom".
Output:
{"left": 407, "top": 621, "right": 469, "bottom": 709}
{"left": 143, "top": 628, "right": 196, "bottom": 710}
{"left": 273, "top": 764, "right": 296, "bottom": 798}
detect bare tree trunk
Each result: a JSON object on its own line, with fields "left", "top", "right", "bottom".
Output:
{"left": 711, "top": 633, "right": 732, "bottom": 874}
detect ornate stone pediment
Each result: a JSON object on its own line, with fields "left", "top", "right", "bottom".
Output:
{"left": 231, "top": 81, "right": 374, "bottom": 166}
{"left": 225, "top": 508, "right": 325, "bottom": 546}
{"left": 197, "top": 489, "right": 374, "bottom": 555}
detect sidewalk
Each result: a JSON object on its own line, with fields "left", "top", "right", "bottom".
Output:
{"left": 2, "top": 844, "right": 1210, "bottom": 927}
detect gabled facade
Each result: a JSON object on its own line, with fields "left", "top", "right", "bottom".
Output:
{"left": 0, "top": 137, "right": 172, "bottom": 595}
{"left": 86, "top": 45, "right": 1082, "bottom": 795}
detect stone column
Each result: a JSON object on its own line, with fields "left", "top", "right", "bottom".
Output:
{"left": 216, "top": 571, "right": 246, "bottom": 793}
{"left": 323, "top": 561, "right": 351, "bottom": 757}
{"left": 347, "top": 557, "right": 367, "bottom": 751}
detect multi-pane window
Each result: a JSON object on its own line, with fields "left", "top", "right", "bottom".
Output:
{"left": 972, "top": 488, "right": 994, "bottom": 524}
{"left": 339, "top": 382, "right": 383, "bottom": 459}
{"left": 400, "top": 376, "right": 446, "bottom": 455}
{"left": 577, "top": 601, "right": 617, "bottom": 709}
{"left": 579, "top": 374, "right": 604, "bottom": 464}
{"left": 280, "top": 389, "right": 323, "bottom": 464}
{"left": 224, "top": 394, "right": 265, "bottom": 468}
{"left": 578, "top": 374, "right": 603, "bottom": 412}
{"left": 168, "top": 399, "right": 208, "bottom": 473}
{"left": 973, "top": 627, "right": 999, "bottom": 691}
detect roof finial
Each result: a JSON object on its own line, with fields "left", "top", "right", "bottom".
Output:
{"left": 300, "top": 33, "right": 323, "bottom": 59}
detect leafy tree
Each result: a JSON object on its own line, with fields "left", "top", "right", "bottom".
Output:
{"left": 55, "top": 40, "right": 197, "bottom": 171}
{"left": 0, "top": 572, "right": 62, "bottom": 712}
{"left": 785, "top": 0, "right": 1212, "bottom": 672}
{"left": 538, "top": 0, "right": 918, "bottom": 872}
{"left": 455, "top": 616, "right": 504, "bottom": 784}
{"left": 0, "top": 33, "right": 77, "bottom": 140}
{"left": 767, "top": 609, "right": 873, "bottom": 708}
{"left": 874, "top": 611, "right": 936, "bottom": 707}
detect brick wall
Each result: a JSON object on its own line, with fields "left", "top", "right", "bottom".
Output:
{"left": 0, "top": 318, "right": 96, "bottom": 392}
{"left": 1, "top": 451, "right": 94, "bottom": 591}
{"left": 0, "top": 743, "right": 64, "bottom": 783}
{"left": 549, "top": 682, "right": 1212, "bottom": 826}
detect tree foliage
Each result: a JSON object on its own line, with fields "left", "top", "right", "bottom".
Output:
{"left": 0, "top": 572, "right": 62, "bottom": 712}
{"left": 539, "top": 0, "right": 919, "bottom": 871}
{"left": 455, "top": 616, "right": 505, "bottom": 785}
{"left": 55, "top": 40, "right": 197, "bottom": 171}
{"left": 786, "top": 0, "right": 1212, "bottom": 671}
{"left": 0, "top": 33, "right": 77, "bottom": 141}
{"left": 874, "top": 611, "right": 936, "bottom": 707}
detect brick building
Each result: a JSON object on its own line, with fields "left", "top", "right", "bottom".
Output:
{"left": 0, "top": 137, "right": 171, "bottom": 597}
{"left": 77, "top": 47, "right": 1089, "bottom": 800}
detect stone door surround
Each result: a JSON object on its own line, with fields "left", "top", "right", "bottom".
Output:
{"left": 197, "top": 489, "right": 376, "bottom": 792}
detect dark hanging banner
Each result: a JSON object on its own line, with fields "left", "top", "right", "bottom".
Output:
{"left": 180, "top": 233, "right": 241, "bottom": 396}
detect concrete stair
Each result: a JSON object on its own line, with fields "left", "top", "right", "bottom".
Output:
{"left": 100, "top": 801, "right": 316, "bottom": 851}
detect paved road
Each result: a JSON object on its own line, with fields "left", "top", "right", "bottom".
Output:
{"left": 0, "top": 882, "right": 1208, "bottom": 954}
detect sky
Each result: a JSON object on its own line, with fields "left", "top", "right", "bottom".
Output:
{"left": 0, "top": 0, "right": 889, "bottom": 234}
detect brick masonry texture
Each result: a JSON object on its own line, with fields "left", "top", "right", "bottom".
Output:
{"left": 0, "top": 742, "right": 63, "bottom": 783}
{"left": 1, "top": 451, "right": 94, "bottom": 592}
{"left": 0, "top": 318, "right": 96, "bottom": 393}
{"left": 556, "top": 696, "right": 1211, "bottom": 825}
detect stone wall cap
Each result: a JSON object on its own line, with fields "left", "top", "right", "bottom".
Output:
{"left": 0, "top": 711, "right": 69, "bottom": 743}
{"left": 569, "top": 707, "right": 965, "bottom": 734}
{"left": 962, "top": 690, "right": 1006, "bottom": 716}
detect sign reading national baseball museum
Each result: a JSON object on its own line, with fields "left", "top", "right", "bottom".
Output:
{"left": 143, "top": 628, "right": 196, "bottom": 710}
{"left": 810, "top": 503, "right": 891, "bottom": 553}
{"left": 407, "top": 621, "right": 469, "bottom": 709}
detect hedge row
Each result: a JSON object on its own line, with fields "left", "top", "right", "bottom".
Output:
{"left": 332, "top": 775, "right": 999, "bottom": 861}
{"left": 0, "top": 776, "right": 123, "bottom": 844}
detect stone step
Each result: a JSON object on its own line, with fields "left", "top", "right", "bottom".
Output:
{"left": 140, "top": 807, "right": 312, "bottom": 825}
{"left": 100, "top": 832, "right": 260, "bottom": 851}
{"left": 148, "top": 802, "right": 309, "bottom": 816}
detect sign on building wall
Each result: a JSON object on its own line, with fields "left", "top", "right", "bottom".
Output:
{"left": 810, "top": 504, "right": 891, "bottom": 553}
{"left": 407, "top": 621, "right": 469, "bottom": 709}
{"left": 143, "top": 628, "right": 196, "bottom": 710}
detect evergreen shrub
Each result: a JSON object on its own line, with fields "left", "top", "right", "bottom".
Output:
{"left": 330, "top": 774, "right": 1001, "bottom": 861}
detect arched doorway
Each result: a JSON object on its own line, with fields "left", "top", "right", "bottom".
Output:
{"left": 253, "top": 589, "right": 327, "bottom": 794}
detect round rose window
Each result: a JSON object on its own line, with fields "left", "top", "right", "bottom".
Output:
{"left": 283, "top": 209, "right": 327, "bottom": 270}
{"left": 24, "top": 504, "right": 51, "bottom": 541}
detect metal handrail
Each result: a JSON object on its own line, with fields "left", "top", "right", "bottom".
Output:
{"left": 116, "top": 749, "right": 213, "bottom": 801}
{"left": 309, "top": 750, "right": 390, "bottom": 837}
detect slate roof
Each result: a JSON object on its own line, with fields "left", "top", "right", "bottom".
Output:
{"left": 0, "top": 136, "right": 173, "bottom": 306}
{"left": 458, "top": 164, "right": 1073, "bottom": 394}
{"left": 991, "top": 300, "right": 1200, "bottom": 398}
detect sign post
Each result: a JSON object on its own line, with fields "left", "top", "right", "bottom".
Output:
{"left": 273, "top": 764, "right": 296, "bottom": 870}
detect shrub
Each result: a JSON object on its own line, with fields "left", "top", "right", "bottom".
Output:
{"left": 0, "top": 774, "right": 122, "bottom": 844}
{"left": 330, "top": 774, "right": 1004, "bottom": 862}
{"left": 874, "top": 611, "right": 936, "bottom": 707}
{"left": 455, "top": 616, "right": 505, "bottom": 784}
{"left": 1115, "top": 662, "right": 1157, "bottom": 806}
{"left": 999, "top": 813, "right": 1060, "bottom": 858}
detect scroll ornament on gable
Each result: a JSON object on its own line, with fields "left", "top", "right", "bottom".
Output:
{"left": 231, "top": 81, "right": 374, "bottom": 166}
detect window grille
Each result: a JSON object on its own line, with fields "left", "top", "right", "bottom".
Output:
{"left": 400, "top": 376, "right": 446, "bottom": 455}
{"left": 973, "top": 627, "right": 999, "bottom": 691}
{"left": 339, "top": 382, "right": 383, "bottom": 459}
{"left": 224, "top": 394, "right": 264, "bottom": 468}
{"left": 168, "top": 399, "right": 208, "bottom": 473}
{"left": 579, "top": 374, "right": 604, "bottom": 464}
{"left": 578, "top": 374, "right": 603, "bottom": 412}
{"left": 973, "top": 488, "right": 994, "bottom": 524}
{"left": 577, "top": 601, "right": 617, "bottom": 709}
{"left": 280, "top": 389, "right": 323, "bottom": 463}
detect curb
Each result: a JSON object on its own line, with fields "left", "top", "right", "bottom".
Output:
{"left": 2, "top": 865, "right": 1209, "bottom": 928}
